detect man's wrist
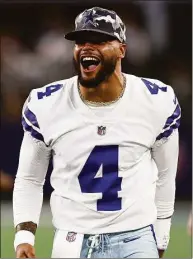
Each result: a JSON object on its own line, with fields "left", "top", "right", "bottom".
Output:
{"left": 158, "top": 249, "right": 165, "bottom": 258}
{"left": 14, "top": 230, "right": 35, "bottom": 251}
{"left": 154, "top": 217, "right": 171, "bottom": 250}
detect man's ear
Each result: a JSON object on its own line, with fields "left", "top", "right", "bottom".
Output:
{"left": 119, "top": 43, "right": 126, "bottom": 58}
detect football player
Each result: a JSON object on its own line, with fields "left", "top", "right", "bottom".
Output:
{"left": 13, "top": 7, "right": 180, "bottom": 258}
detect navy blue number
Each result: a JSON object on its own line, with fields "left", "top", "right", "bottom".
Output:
{"left": 141, "top": 78, "right": 167, "bottom": 94}
{"left": 37, "top": 84, "right": 62, "bottom": 99}
{"left": 78, "top": 145, "right": 122, "bottom": 211}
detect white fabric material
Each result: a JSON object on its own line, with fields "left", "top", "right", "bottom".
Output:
{"left": 153, "top": 218, "right": 171, "bottom": 250}
{"left": 151, "top": 130, "right": 179, "bottom": 249}
{"left": 152, "top": 130, "right": 179, "bottom": 250}
{"left": 51, "top": 230, "right": 84, "bottom": 258}
{"left": 14, "top": 230, "right": 35, "bottom": 251}
{"left": 13, "top": 132, "right": 51, "bottom": 226}
{"left": 152, "top": 130, "right": 179, "bottom": 219}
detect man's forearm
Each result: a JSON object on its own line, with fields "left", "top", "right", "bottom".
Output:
{"left": 13, "top": 176, "right": 44, "bottom": 228}
{"left": 152, "top": 130, "right": 179, "bottom": 253}
{"left": 15, "top": 222, "right": 37, "bottom": 235}
{"left": 13, "top": 132, "right": 51, "bottom": 228}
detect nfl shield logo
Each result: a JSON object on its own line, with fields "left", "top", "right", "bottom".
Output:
{"left": 66, "top": 232, "right": 77, "bottom": 242}
{"left": 97, "top": 126, "right": 106, "bottom": 136}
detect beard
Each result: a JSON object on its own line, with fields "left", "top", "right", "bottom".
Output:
{"left": 73, "top": 56, "right": 118, "bottom": 88}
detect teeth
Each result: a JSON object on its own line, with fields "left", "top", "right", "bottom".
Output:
{"left": 82, "top": 57, "right": 98, "bottom": 62}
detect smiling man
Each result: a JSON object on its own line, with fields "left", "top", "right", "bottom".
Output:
{"left": 13, "top": 7, "right": 180, "bottom": 258}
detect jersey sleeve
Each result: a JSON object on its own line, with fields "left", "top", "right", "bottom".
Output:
{"left": 155, "top": 86, "right": 181, "bottom": 143}
{"left": 13, "top": 132, "right": 51, "bottom": 227}
{"left": 21, "top": 91, "right": 45, "bottom": 143}
{"left": 152, "top": 86, "right": 180, "bottom": 250}
{"left": 13, "top": 92, "right": 51, "bottom": 227}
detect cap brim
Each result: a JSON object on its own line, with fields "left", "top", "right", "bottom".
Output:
{"left": 64, "top": 29, "right": 118, "bottom": 41}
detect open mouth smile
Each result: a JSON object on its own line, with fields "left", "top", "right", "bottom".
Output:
{"left": 80, "top": 56, "right": 101, "bottom": 72}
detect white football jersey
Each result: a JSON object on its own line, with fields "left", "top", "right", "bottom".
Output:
{"left": 21, "top": 73, "right": 180, "bottom": 234}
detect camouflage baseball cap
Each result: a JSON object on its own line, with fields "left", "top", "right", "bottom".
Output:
{"left": 65, "top": 7, "right": 126, "bottom": 43}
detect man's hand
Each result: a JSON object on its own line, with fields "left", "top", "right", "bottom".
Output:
{"left": 16, "top": 243, "right": 35, "bottom": 258}
{"left": 158, "top": 249, "right": 165, "bottom": 258}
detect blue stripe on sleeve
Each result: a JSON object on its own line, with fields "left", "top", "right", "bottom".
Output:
{"left": 22, "top": 117, "right": 44, "bottom": 142}
{"left": 163, "top": 104, "right": 181, "bottom": 129}
{"left": 24, "top": 106, "right": 40, "bottom": 129}
{"left": 156, "top": 118, "right": 180, "bottom": 141}
{"left": 156, "top": 103, "right": 181, "bottom": 141}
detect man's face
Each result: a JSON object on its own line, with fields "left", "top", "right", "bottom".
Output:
{"left": 73, "top": 32, "right": 124, "bottom": 88}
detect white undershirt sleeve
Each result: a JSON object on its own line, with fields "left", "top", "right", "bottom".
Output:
{"left": 151, "top": 129, "right": 179, "bottom": 249}
{"left": 13, "top": 132, "right": 51, "bottom": 227}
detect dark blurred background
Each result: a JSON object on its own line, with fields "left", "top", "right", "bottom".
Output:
{"left": 0, "top": 1, "right": 192, "bottom": 201}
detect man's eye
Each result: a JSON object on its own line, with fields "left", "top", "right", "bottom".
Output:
{"left": 75, "top": 40, "right": 85, "bottom": 45}
{"left": 75, "top": 40, "right": 106, "bottom": 45}
{"left": 94, "top": 40, "right": 106, "bottom": 44}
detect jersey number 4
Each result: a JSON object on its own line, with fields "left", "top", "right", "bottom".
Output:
{"left": 141, "top": 78, "right": 167, "bottom": 94}
{"left": 78, "top": 145, "right": 122, "bottom": 211}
